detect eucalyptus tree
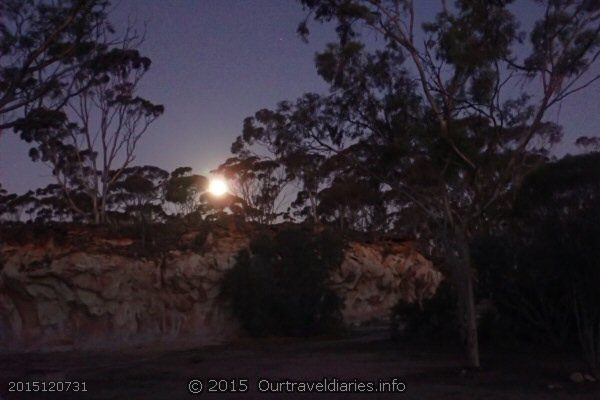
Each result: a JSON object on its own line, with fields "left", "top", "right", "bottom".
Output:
{"left": 164, "top": 166, "right": 208, "bottom": 217}
{"left": 0, "top": 190, "right": 35, "bottom": 221}
{"left": 0, "top": 184, "right": 15, "bottom": 221}
{"left": 215, "top": 154, "right": 289, "bottom": 224}
{"left": 34, "top": 183, "right": 86, "bottom": 222}
{"left": 13, "top": 27, "right": 163, "bottom": 224}
{"left": 109, "top": 165, "right": 168, "bottom": 217}
{"left": 232, "top": 93, "right": 352, "bottom": 224}
{"left": 0, "top": 0, "right": 111, "bottom": 132}
{"left": 294, "top": 0, "right": 600, "bottom": 367}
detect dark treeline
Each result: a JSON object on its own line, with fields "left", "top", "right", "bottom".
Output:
{"left": 0, "top": 0, "right": 599, "bottom": 374}
{"left": 0, "top": 165, "right": 235, "bottom": 224}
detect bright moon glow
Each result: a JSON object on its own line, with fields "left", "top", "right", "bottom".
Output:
{"left": 208, "top": 178, "right": 229, "bottom": 197}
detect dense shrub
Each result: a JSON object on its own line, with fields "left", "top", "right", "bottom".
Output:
{"left": 473, "top": 153, "right": 600, "bottom": 371}
{"left": 472, "top": 234, "right": 576, "bottom": 347}
{"left": 221, "top": 226, "right": 345, "bottom": 337}
{"left": 390, "top": 281, "right": 458, "bottom": 342}
{"left": 391, "top": 155, "right": 600, "bottom": 360}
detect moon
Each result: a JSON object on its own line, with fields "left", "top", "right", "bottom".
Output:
{"left": 208, "top": 178, "right": 229, "bottom": 197}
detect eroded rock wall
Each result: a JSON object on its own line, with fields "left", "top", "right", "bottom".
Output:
{"left": 333, "top": 242, "right": 441, "bottom": 324}
{"left": 0, "top": 228, "right": 442, "bottom": 351}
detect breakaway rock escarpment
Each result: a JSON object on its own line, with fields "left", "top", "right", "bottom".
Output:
{"left": 0, "top": 225, "right": 442, "bottom": 351}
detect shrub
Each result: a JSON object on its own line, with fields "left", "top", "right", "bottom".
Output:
{"left": 472, "top": 154, "right": 600, "bottom": 371}
{"left": 390, "top": 281, "right": 458, "bottom": 342}
{"left": 221, "top": 226, "right": 345, "bottom": 337}
{"left": 472, "top": 234, "right": 576, "bottom": 347}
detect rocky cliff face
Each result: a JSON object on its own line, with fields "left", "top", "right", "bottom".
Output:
{"left": 0, "top": 226, "right": 442, "bottom": 351}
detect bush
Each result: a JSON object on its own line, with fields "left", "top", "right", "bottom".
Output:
{"left": 221, "top": 226, "right": 345, "bottom": 337}
{"left": 472, "top": 234, "right": 576, "bottom": 347}
{"left": 390, "top": 281, "right": 458, "bottom": 342}
{"left": 472, "top": 154, "right": 600, "bottom": 371}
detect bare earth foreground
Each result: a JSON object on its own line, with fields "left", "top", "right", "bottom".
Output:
{"left": 0, "top": 328, "right": 598, "bottom": 400}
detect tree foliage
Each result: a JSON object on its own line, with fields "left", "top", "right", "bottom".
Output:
{"left": 0, "top": 0, "right": 112, "bottom": 131}
{"left": 165, "top": 166, "right": 208, "bottom": 216}
{"left": 215, "top": 154, "right": 288, "bottom": 224}
{"left": 13, "top": 31, "right": 164, "bottom": 223}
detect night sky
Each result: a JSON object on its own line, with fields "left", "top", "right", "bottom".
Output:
{"left": 1, "top": 0, "right": 598, "bottom": 194}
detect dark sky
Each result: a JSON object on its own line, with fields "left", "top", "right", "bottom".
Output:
{"left": 1, "top": 0, "right": 598, "bottom": 194}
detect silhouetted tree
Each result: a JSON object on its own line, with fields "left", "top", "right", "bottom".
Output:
{"left": 233, "top": 93, "right": 354, "bottom": 224}
{"left": 164, "top": 166, "right": 208, "bottom": 217}
{"left": 284, "top": 151, "right": 326, "bottom": 222}
{"left": 109, "top": 165, "right": 168, "bottom": 222}
{"left": 14, "top": 27, "right": 164, "bottom": 224}
{"left": 34, "top": 183, "right": 87, "bottom": 222}
{"left": 0, "top": 190, "right": 36, "bottom": 221}
{"left": 108, "top": 165, "right": 168, "bottom": 245}
{"left": 0, "top": 185, "right": 17, "bottom": 221}
{"left": 317, "top": 175, "right": 387, "bottom": 232}
{"left": 216, "top": 154, "right": 289, "bottom": 224}
{"left": 0, "top": 0, "right": 111, "bottom": 132}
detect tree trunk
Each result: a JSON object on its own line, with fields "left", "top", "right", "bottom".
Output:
{"left": 99, "top": 183, "right": 108, "bottom": 224}
{"left": 308, "top": 191, "right": 318, "bottom": 222}
{"left": 92, "top": 195, "right": 100, "bottom": 224}
{"left": 453, "top": 228, "right": 480, "bottom": 368}
{"left": 99, "top": 198, "right": 106, "bottom": 224}
{"left": 140, "top": 210, "right": 147, "bottom": 249}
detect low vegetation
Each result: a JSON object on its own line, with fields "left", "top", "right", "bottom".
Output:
{"left": 221, "top": 226, "right": 345, "bottom": 337}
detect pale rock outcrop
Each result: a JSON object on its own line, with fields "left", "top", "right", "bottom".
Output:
{"left": 331, "top": 242, "right": 441, "bottom": 324}
{"left": 0, "top": 228, "right": 441, "bottom": 351}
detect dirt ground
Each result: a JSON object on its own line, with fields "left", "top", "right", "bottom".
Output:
{"left": 0, "top": 328, "right": 598, "bottom": 400}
